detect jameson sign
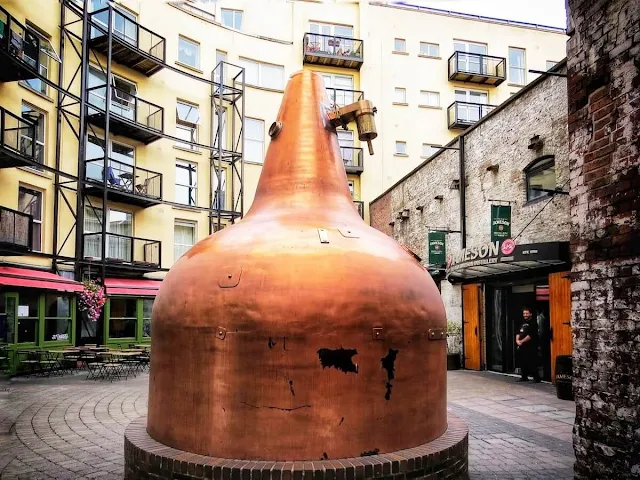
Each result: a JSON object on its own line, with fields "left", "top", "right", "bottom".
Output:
{"left": 428, "top": 231, "right": 447, "bottom": 266}
{"left": 446, "top": 239, "right": 517, "bottom": 274}
{"left": 491, "top": 205, "right": 512, "bottom": 243}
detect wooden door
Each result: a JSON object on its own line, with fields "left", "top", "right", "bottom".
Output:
{"left": 462, "top": 283, "right": 482, "bottom": 370}
{"left": 549, "top": 271, "right": 572, "bottom": 382}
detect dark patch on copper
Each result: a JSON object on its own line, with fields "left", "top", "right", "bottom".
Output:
{"left": 360, "top": 448, "right": 380, "bottom": 457}
{"left": 268, "top": 337, "right": 277, "bottom": 349}
{"left": 321, "top": 452, "right": 329, "bottom": 460}
{"left": 289, "top": 380, "right": 295, "bottom": 396}
{"left": 339, "top": 417, "right": 344, "bottom": 426}
{"left": 317, "top": 348, "right": 358, "bottom": 374}
{"left": 381, "top": 349, "right": 398, "bottom": 400}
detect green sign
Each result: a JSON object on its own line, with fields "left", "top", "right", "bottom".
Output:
{"left": 491, "top": 205, "right": 511, "bottom": 243}
{"left": 428, "top": 231, "right": 447, "bottom": 267}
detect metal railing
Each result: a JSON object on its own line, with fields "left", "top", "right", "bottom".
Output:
{"left": 0, "top": 106, "right": 36, "bottom": 160}
{"left": 447, "top": 101, "right": 497, "bottom": 128}
{"left": 0, "top": 6, "right": 40, "bottom": 72}
{"left": 326, "top": 88, "right": 364, "bottom": 109}
{"left": 85, "top": 157, "right": 162, "bottom": 200}
{"left": 0, "top": 205, "right": 32, "bottom": 250}
{"left": 448, "top": 51, "right": 505, "bottom": 79}
{"left": 89, "top": 7, "right": 166, "bottom": 62}
{"left": 303, "top": 33, "right": 363, "bottom": 61}
{"left": 341, "top": 146, "right": 363, "bottom": 169}
{"left": 353, "top": 201, "right": 364, "bottom": 219}
{"left": 87, "top": 84, "right": 164, "bottom": 132}
{"left": 83, "top": 232, "right": 161, "bottom": 266}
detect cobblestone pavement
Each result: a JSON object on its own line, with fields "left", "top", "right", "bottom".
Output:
{"left": 0, "top": 370, "right": 575, "bottom": 480}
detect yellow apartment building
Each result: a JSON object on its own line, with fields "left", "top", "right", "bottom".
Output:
{"left": 0, "top": 0, "right": 566, "bottom": 354}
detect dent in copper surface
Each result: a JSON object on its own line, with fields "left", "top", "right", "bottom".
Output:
{"left": 147, "top": 70, "right": 448, "bottom": 461}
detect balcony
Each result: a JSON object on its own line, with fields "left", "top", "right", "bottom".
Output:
{"left": 448, "top": 52, "right": 506, "bottom": 86}
{"left": 83, "top": 232, "right": 161, "bottom": 273}
{"left": 447, "top": 101, "right": 496, "bottom": 129}
{"left": 303, "top": 33, "right": 363, "bottom": 70}
{"left": 84, "top": 157, "right": 162, "bottom": 208}
{"left": 0, "top": 106, "right": 36, "bottom": 168}
{"left": 86, "top": 84, "right": 164, "bottom": 144}
{"left": 0, "top": 6, "right": 40, "bottom": 83}
{"left": 0, "top": 206, "right": 32, "bottom": 255}
{"left": 341, "top": 146, "right": 363, "bottom": 175}
{"left": 326, "top": 88, "right": 364, "bottom": 109}
{"left": 88, "top": 7, "right": 165, "bottom": 76}
{"left": 354, "top": 200, "right": 364, "bottom": 219}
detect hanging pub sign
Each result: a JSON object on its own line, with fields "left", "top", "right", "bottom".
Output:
{"left": 428, "top": 230, "right": 447, "bottom": 267}
{"left": 491, "top": 205, "right": 512, "bottom": 243}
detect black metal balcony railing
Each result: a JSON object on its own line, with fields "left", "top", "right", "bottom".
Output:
{"left": 353, "top": 200, "right": 364, "bottom": 219}
{"left": 85, "top": 157, "right": 162, "bottom": 200}
{"left": 0, "top": 6, "right": 40, "bottom": 82}
{"left": 0, "top": 106, "right": 36, "bottom": 167}
{"left": 341, "top": 146, "right": 364, "bottom": 175}
{"left": 326, "top": 88, "right": 364, "bottom": 109}
{"left": 83, "top": 232, "right": 161, "bottom": 267}
{"left": 89, "top": 7, "right": 165, "bottom": 76}
{"left": 448, "top": 52, "right": 506, "bottom": 86}
{"left": 303, "top": 33, "right": 363, "bottom": 70}
{"left": 447, "top": 101, "right": 497, "bottom": 129}
{"left": 0, "top": 205, "right": 32, "bottom": 251}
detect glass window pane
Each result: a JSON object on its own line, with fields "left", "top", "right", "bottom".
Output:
{"left": 143, "top": 298, "right": 154, "bottom": 318}
{"left": 176, "top": 102, "right": 200, "bottom": 124}
{"left": 394, "top": 38, "right": 405, "bottom": 52}
{"left": 395, "top": 141, "right": 406, "bottom": 154}
{"left": 18, "top": 290, "right": 39, "bottom": 318}
{"left": 18, "top": 187, "right": 42, "bottom": 221}
{"left": 178, "top": 37, "right": 199, "bottom": 68}
{"left": 110, "top": 297, "right": 137, "bottom": 318}
{"left": 45, "top": 319, "right": 71, "bottom": 342}
{"left": 142, "top": 318, "right": 151, "bottom": 337}
{"left": 528, "top": 161, "right": 556, "bottom": 200}
{"left": 239, "top": 58, "right": 259, "bottom": 85}
{"left": 45, "top": 295, "right": 71, "bottom": 317}
{"left": 261, "top": 63, "right": 284, "bottom": 90}
{"left": 394, "top": 88, "right": 406, "bottom": 103}
{"left": 17, "top": 318, "right": 37, "bottom": 343}
{"left": 109, "top": 318, "right": 136, "bottom": 338}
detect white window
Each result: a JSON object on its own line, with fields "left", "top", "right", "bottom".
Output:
{"left": 21, "top": 103, "right": 46, "bottom": 168}
{"left": 308, "top": 22, "right": 355, "bottom": 55}
{"left": 174, "top": 221, "right": 196, "bottom": 261}
{"left": 214, "top": 50, "right": 227, "bottom": 85}
{"left": 546, "top": 60, "right": 558, "bottom": 70}
{"left": 422, "top": 144, "right": 441, "bottom": 158}
{"left": 394, "top": 38, "right": 406, "bottom": 53}
{"left": 455, "top": 89, "right": 489, "bottom": 122}
{"left": 244, "top": 118, "right": 265, "bottom": 163}
{"left": 83, "top": 206, "right": 133, "bottom": 261}
{"left": 23, "top": 24, "right": 60, "bottom": 96}
{"left": 419, "top": 91, "right": 440, "bottom": 107}
{"left": 509, "top": 47, "right": 526, "bottom": 85}
{"left": 176, "top": 101, "right": 200, "bottom": 150}
{"left": 454, "top": 41, "right": 488, "bottom": 75}
{"left": 178, "top": 36, "right": 200, "bottom": 69}
{"left": 175, "top": 160, "right": 197, "bottom": 206}
{"left": 238, "top": 58, "right": 285, "bottom": 90}
{"left": 221, "top": 9, "right": 243, "bottom": 30}
{"left": 18, "top": 186, "right": 43, "bottom": 252}
{"left": 395, "top": 141, "right": 407, "bottom": 155}
{"left": 419, "top": 42, "right": 439, "bottom": 57}
{"left": 393, "top": 87, "right": 406, "bottom": 104}
{"left": 338, "top": 129, "right": 355, "bottom": 167}
{"left": 347, "top": 180, "right": 355, "bottom": 199}
{"left": 322, "top": 74, "right": 355, "bottom": 107}
{"left": 309, "top": 22, "right": 353, "bottom": 38}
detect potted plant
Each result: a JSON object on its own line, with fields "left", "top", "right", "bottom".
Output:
{"left": 78, "top": 279, "right": 106, "bottom": 323}
{"left": 446, "top": 320, "right": 462, "bottom": 370}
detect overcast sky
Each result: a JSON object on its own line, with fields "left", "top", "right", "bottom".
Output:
{"left": 401, "top": 0, "right": 567, "bottom": 28}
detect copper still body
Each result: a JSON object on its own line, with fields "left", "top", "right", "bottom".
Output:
{"left": 147, "top": 71, "right": 447, "bottom": 461}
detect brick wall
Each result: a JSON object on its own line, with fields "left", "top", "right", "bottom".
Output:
{"left": 566, "top": 0, "right": 640, "bottom": 478}
{"left": 369, "top": 191, "right": 392, "bottom": 237}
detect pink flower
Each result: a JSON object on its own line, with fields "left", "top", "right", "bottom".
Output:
{"left": 79, "top": 280, "right": 106, "bottom": 322}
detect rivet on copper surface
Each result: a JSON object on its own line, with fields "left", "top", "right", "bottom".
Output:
{"left": 216, "top": 327, "right": 227, "bottom": 340}
{"left": 269, "top": 121, "right": 283, "bottom": 138}
{"left": 373, "top": 327, "right": 384, "bottom": 340}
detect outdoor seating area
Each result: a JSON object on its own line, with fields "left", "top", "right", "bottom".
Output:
{"left": 2, "top": 343, "right": 150, "bottom": 381}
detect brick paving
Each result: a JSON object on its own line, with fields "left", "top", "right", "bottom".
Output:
{"left": 0, "top": 370, "right": 575, "bottom": 480}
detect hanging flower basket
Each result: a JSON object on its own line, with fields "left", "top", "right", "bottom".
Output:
{"left": 78, "top": 280, "right": 106, "bottom": 322}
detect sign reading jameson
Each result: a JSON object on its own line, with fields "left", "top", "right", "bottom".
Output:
{"left": 428, "top": 231, "right": 446, "bottom": 266}
{"left": 447, "top": 240, "right": 505, "bottom": 273}
{"left": 491, "top": 205, "right": 511, "bottom": 243}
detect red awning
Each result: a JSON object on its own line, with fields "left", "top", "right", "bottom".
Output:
{"left": 0, "top": 266, "right": 83, "bottom": 293}
{"left": 104, "top": 277, "right": 162, "bottom": 296}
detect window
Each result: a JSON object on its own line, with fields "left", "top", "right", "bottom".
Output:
{"left": 321, "top": 74, "right": 355, "bottom": 107}
{"left": 17, "top": 290, "right": 39, "bottom": 344}
{"left": 175, "top": 160, "right": 198, "bottom": 206}
{"left": 244, "top": 118, "right": 265, "bottom": 163}
{"left": 238, "top": 58, "right": 285, "bottom": 90}
{"left": 142, "top": 298, "right": 153, "bottom": 338}
{"left": 419, "top": 42, "right": 439, "bottom": 57}
{"left": 509, "top": 47, "right": 526, "bottom": 85}
{"left": 176, "top": 101, "right": 200, "bottom": 150}
{"left": 308, "top": 22, "right": 355, "bottom": 55}
{"left": 422, "top": 144, "right": 441, "bottom": 158}
{"left": 221, "top": 9, "right": 243, "bottom": 30}
{"left": 546, "top": 60, "right": 558, "bottom": 70}
{"left": 395, "top": 141, "right": 407, "bottom": 155}
{"left": 18, "top": 186, "right": 43, "bottom": 252}
{"left": 21, "top": 103, "right": 45, "bottom": 167}
{"left": 22, "top": 24, "right": 60, "bottom": 95}
{"left": 87, "top": 66, "right": 137, "bottom": 121}
{"left": 419, "top": 90, "right": 440, "bottom": 107}
{"left": 174, "top": 220, "right": 196, "bottom": 261}
{"left": 178, "top": 36, "right": 200, "bottom": 69}
{"left": 525, "top": 156, "right": 556, "bottom": 201}
{"left": 309, "top": 22, "right": 353, "bottom": 38}
{"left": 83, "top": 206, "right": 133, "bottom": 261}
{"left": 454, "top": 89, "right": 489, "bottom": 122}
{"left": 347, "top": 180, "right": 355, "bottom": 199}
{"left": 213, "top": 167, "right": 226, "bottom": 210}
{"left": 393, "top": 87, "right": 407, "bottom": 104}
{"left": 109, "top": 297, "right": 137, "bottom": 338}
{"left": 338, "top": 129, "right": 355, "bottom": 167}
{"left": 214, "top": 50, "right": 227, "bottom": 85}
{"left": 454, "top": 41, "right": 488, "bottom": 74}
{"left": 44, "top": 294, "right": 72, "bottom": 342}
{"left": 394, "top": 38, "right": 406, "bottom": 53}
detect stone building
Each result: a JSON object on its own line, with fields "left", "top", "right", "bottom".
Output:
{"left": 370, "top": 63, "right": 572, "bottom": 381}
{"left": 566, "top": 0, "right": 640, "bottom": 477}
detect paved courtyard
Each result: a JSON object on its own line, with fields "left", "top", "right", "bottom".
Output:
{"left": 0, "top": 370, "right": 575, "bottom": 480}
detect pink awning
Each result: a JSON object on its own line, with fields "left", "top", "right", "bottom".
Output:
{"left": 104, "top": 277, "right": 162, "bottom": 296}
{"left": 0, "top": 266, "right": 83, "bottom": 293}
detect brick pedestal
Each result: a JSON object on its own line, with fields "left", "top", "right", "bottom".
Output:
{"left": 124, "top": 416, "right": 468, "bottom": 480}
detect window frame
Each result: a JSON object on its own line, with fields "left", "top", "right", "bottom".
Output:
{"left": 20, "top": 102, "right": 46, "bottom": 168}
{"left": 221, "top": 8, "right": 243, "bottom": 30}
{"left": 524, "top": 155, "right": 556, "bottom": 202}
{"left": 174, "top": 220, "right": 196, "bottom": 262}
{"left": 175, "top": 100, "right": 200, "bottom": 151}
{"left": 178, "top": 35, "right": 200, "bottom": 69}
{"left": 419, "top": 42, "right": 439, "bottom": 57}
{"left": 104, "top": 296, "right": 155, "bottom": 345}
{"left": 393, "top": 38, "right": 406, "bottom": 53}
{"left": 238, "top": 57, "right": 285, "bottom": 91}
{"left": 175, "top": 160, "right": 198, "bottom": 206}
{"left": 508, "top": 47, "right": 527, "bottom": 86}
{"left": 18, "top": 185, "right": 43, "bottom": 252}
{"left": 393, "top": 87, "right": 407, "bottom": 104}
{"left": 244, "top": 117, "right": 265, "bottom": 164}
{"left": 546, "top": 60, "right": 558, "bottom": 70}
{"left": 395, "top": 141, "right": 407, "bottom": 156}
{"left": 419, "top": 90, "right": 440, "bottom": 107}
{"left": 422, "top": 144, "right": 442, "bottom": 158}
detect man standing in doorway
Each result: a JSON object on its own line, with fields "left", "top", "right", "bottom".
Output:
{"left": 516, "top": 306, "right": 540, "bottom": 382}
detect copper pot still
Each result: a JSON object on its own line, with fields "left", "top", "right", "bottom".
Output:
{"left": 148, "top": 71, "right": 447, "bottom": 461}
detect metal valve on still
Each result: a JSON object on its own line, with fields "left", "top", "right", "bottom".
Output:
{"left": 327, "top": 100, "right": 378, "bottom": 155}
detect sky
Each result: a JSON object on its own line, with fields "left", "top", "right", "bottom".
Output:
{"left": 398, "top": 0, "right": 567, "bottom": 29}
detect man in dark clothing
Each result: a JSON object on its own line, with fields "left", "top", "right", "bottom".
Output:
{"left": 516, "top": 307, "right": 540, "bottom": 382}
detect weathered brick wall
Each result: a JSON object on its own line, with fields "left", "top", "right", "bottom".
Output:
{"left": 369, "top": 191, "right": 392, "bottom": 237}
{"left": 566, "top": 0, "right": 640, "bottom": 478}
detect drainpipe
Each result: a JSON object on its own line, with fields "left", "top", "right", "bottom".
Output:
{"left": 459, "top": 134, "right": 466, "bottom": 248}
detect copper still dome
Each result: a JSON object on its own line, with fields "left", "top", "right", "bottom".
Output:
{"left": 147, "top": 70, "right": 447, "bottom": 461}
